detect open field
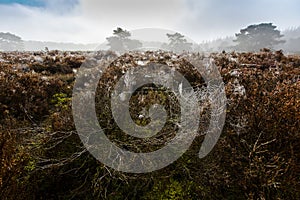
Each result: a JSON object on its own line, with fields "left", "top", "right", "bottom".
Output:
{"left": 0, "top": 50, "right": 299, "bottom": 199}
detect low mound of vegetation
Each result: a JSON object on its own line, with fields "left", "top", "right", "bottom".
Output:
{"left": 0, "top": 50, "right": 299, "bottom": 199}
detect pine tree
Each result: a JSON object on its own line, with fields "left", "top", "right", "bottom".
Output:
{"left": 106, "top": 28, "right": 142, "bottom": 52}
{"left": 0, "top": 32, "right": 24, "bottom": 51}
{"left": 234, "top": 23, "right": 285, "bottom": 51}
{"left": 165, "top": 32, "right": 193, "bottom": 53}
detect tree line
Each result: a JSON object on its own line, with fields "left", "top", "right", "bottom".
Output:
{"left": 1, "top": 23, "right": 300, "bottom": 52}
{"left": 106, "top": 23, "right": 286, "bottom": 52}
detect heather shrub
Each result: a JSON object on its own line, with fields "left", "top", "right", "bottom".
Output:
{"left": 0, "top": 50, "right": 299, "bottom": 199}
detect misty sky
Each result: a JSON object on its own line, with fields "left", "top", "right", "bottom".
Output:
{"left": 0, "top": 0, "right": 299, "bottom": 43}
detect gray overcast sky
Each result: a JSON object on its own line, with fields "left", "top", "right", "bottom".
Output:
{"left": 0, "top": 0, "right": 299, "bottom": 43}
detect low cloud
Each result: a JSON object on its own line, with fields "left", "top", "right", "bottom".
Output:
{"left": 0, "top": 0, "right": 299, "bottom": 43}
{"left": 180, "top": 0, "right": 300, "bottom": 41}
{"left": 0, "top": 0, "right": 187, "bottom": 43}
{"left": 0, "top": 3, "right": 85, "bottom": 42}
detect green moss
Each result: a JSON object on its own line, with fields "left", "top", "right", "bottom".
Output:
{"left": 51, "top": 93, "right": 71, "bottom": 110}
{"left": 146, "top": 179, "right": 197, "bottom": 200}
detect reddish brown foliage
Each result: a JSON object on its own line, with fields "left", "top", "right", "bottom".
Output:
{"left": 0, "top": 50, "right": 299, "bottom": 199}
